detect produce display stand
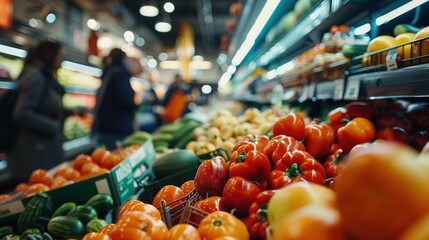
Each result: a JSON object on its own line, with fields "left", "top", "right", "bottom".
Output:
{"left": 0, "top": 140, "right": 156, "bottom": 226}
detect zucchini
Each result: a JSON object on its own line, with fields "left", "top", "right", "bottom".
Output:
{"left": 66, "top": 205, "right": 98, "bottom": 225}
{"left": 47, "top": 216, "right": 85, "bottom": 239}
{"left": 17, "top": 192, "right": 53, "bottom": 233}
{"left": 152, "top": 133, "right": 174, "bottom": 143}
{"left": 85, "top": 194, "right": 114, "bottom": 216}
{"left": 52, "top": 202, "right": 76, "bottom": 218}
{"left": 86, "top": 218, "right": 107, "bottom": 233}
{"left": 174, "top": 130, "right": 195, "bottom": 149}
{"left": 394, "top": 24, "right": 420, "bottom": 37}
{"left": 152, "top": 150, "right": 200, "bottom": 178}
{"left": 342, "top": 44, "right": 368, "bottom": 59}
{"left": 0, "top": 226, "right": 13, "bottom": 239}
{"left": 172, "top": 121, "right": 201, "bottom": 144}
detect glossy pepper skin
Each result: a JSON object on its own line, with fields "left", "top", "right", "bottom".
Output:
{"left": 269, "top": 150, "right": 326, "bottom": 189}
{"left": 194, "top": 156, "right": 229, "bottom": 197}
{"left": 229, "top": 144, "right": 272, "bottom": 182}
{"left": 323, "top": 147, "right": 346, "bottom": 178}
{"left": 264, "top": 135, "right": 306, "bottom": 164}
{"left": 337, "top": 117, "right": 376, "bottom": 152}
{"left": 247, "top": 190, "right": 276, "bottom": 240}
{"left": 222, "top": 176, "right": 261, "bottom": 216}
{"left": 345, "top": 102, "right": 375, "bottom": 120}
{"left": 272, "top": 113, "right": 306, "bottom": 140}
{"left": 376, "top": 127, "right": 410, "bottom": 145}
{"left": 303, "top": 122, "right": 335, "bottom": 161}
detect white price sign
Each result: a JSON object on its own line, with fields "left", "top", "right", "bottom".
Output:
{"left": 333, "top": 79, "right": 345, "bottom": 100}
{"left": 344, "top": 78, "right": 360, "bottom": 100}
{"left": 308, "top": 83, "right": 316, "bottom": 99}
{"left": 386, "top": 48, "right": 398, "bottom": 70}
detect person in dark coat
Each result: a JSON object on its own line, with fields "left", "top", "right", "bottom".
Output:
{"left": 92, "top": 48, "right": 137, "bottom": 150}
{"left": 8, "top": 41, "right": 65, "bottom": 181}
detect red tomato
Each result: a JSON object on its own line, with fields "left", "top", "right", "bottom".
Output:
{"left": 272, "top": 113, "right": 306, "bottom": 140}
{"left": 264, "top": 135, "right": 306, "bottom": 164}
{"left": 222, "top": 177, "right": 261, "bottom": 216}
{"left": 269, "top": 150, "right": 326, "bottom": 189}
{"left": 194, "top": 156, "right": 229, "bottom": 197}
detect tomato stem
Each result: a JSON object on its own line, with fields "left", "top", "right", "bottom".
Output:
{"left": 286, "top": 163, "right": 302, "bottom": 178}
{"left": 236, "top": 152, "right": 246, "bottom": 163}
{"left": 213, "top": 219, "right": 223, "bottom": 227}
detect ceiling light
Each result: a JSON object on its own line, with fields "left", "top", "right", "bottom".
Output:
{"left": 155, "top": 22, "right": 171, "bottom": 32}
{"left": 158, "top": 52, "right": 168, "bottom": 61}
{"left": 227, "top": 65, "right": 236, "bottom": 74}
{"left": 121, "top": 44, "right": 132, "bottom": 53}
{"left": 98, "top": 36, "right": 113, "bottom": 49}
{"left": 202, "top": 85, "right": 212, "bottom": 94}
{"left": 277, "top": 61, "right": 295, "bottom": 75}
{"left": 136, "top": 37, "right": 145, "bottom": 47}
{"left": 190, "top": 61, "right": 212, "bottom": 70}
{"left": 231, "top": 0, "right": 280, "bottom": 67}
{"left": 45, "top": 12, "right": 56, "bottom": 24}
{"left": 164, "top": 2, "right": 175, "bottom": 13}
{"left": 265, "top": 69, "right": 278, "bottom": 80}
{"left": 376, "top": 0, "right": 428, "bottom": 26}
{"left": 354, "top": 23, "right": 371, "bottom": 35}
{"left": 124, "top": 30, "right": 135, "bottom": 43}
{"left": 61, "top": 61, "right": 102, "bottom": 77}
{"left": 87, "top": 19, "right": 100, "bottom": 30}
{"left": 148, "top": 58, "right": 157, "bottom": 68}
{"left": 218, "top": 72, "right": 231, "bottom": 88}
{"left": 140, "top": 5, "right": 159, "bottom": 17}
{"left": 160, "top": 60, "right": 181, "bottom": 69}
{"left": 192, "top": 55, "right": 204, "bottom": 61}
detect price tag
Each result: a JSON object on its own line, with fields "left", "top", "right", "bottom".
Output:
{"left": 299, "top": 85, "right": 309, "bottom": 102}
{"left": 386, "top": 48, "right": 398, "bottom": 70}
{"left": 333, "top": 79, "right": 345, "bottom": 100}
{"left": 308, "top": 83, "right": 316, "bottom": 99}
{"left": 344, "top": 78, "right": 360, "bottom": 100}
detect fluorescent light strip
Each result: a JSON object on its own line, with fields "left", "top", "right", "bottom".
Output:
{"left": 160, "top": 60, "right": 181, "bottom": 69}
{"left": 231, "top": 0, "right": 281, "bottom": 67}
{"left": 277, "top": 61, "right": 295, "bottom": 75}
{"left": 227, "top": 65, "right": 237, "bottom": 74}
{"left": 0, "top": 44, "right": 27, "bottom": 58}
{"left": 354, "top": 23, "right": 371, "bottom": 35}
{"left": 376, "top": 0, "right": 429, "bottom": 25}
{"left": 265, "top": 69, "right": 278, "bottom": 80}
{"left": 61, "top": 61, "right": 102, "bottom": 77}
{"left": 218, "top": 72, "right": 231, "bottom": 88}
{"left": 159, "top": 60, "right": 212, "bottom": 70}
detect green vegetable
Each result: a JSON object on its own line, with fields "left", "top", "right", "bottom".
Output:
{"left": 47, "top": 216, "right": 85, "bottom": 239}
{"left": 52, "top": 202, "right": 76, "bottom": 218}
{"left": 152, "top": 150, "right": 200, "bottom": 178}
{"left": 86, "top": 218, "right": 107, "bottom": 233}
{"left": 394, "top": 24, "right": 420, "bottom": 36}
{"left": 17, "top": 192, "right": 53, "bottom": 233}
{"left": 0, "top": 226, "right": 13, "bottom": 239}
{"left": 342, "top": 44, "right": 368, "bottom": 59}
{"left": 66, "top": 205, "right": 98, "bottom": 225}
{"left": 85, "top": 194, "right": 114, "bottom": 216}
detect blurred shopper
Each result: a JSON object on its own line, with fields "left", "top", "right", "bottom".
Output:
{"left": 92, "top": 48, "right": 137, "bottom": 150}
{"left": 160, "top": 74, "right": 190, "bottom": 123}
{"left": 9, "top": 41, "right": 65, "bottom": 181}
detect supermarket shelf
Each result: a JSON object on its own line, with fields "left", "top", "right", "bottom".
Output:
{"left": 64, "top": 86, "right": 98, "bottom": 95}
{"left": 62, "top": 136, "right": 96, "bottom": 160}
{"left": 346, "top": 64, "right": 429, "bottom": 100}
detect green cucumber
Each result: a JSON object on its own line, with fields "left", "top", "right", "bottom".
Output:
{"left": 47, "top": 216, "right": 85, "bottom": 239}
{"left": 66, "top": 205, "right": 98, "bottom": 225}
{"left": 172, "top": 121, "right": 201, "bottom": 144}
{"left": 17, "top": 192, "right": 53, "bottom": 233}
{"left": 152, "top": 150, "right": 200, "bottom": 178}
{"left": 155, "top": 145, "right": 168, "bottom": 154}
{"left": 85, "top": 194, "right": 114, "bottom": 216}
{"left": 342, "top": 44, "right": 368, "bottom": 59}
{"left": 394, "top": 24, "right": 420, "bottom": 36}
{"left": 0, "top": 226, "right": 13, "bottom": 239}
{"left": 86, "top": 218, "right": 107, "bottom": 233}
{"left": 152, "top": 133, "right": 174, "bottom": 143}
{"left": 174, "top": 131, "right": 195, "bottom": 149}
{"left": 52, "top": 202, "right": 76, "bottom": 218}
{"left": 159, "top": 122, "right": 183, "bottom": 134}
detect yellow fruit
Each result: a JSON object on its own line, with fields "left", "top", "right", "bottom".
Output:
{"left": 396, "top": 33, "right": 415, "bottom": 65}
{"left": 366, "top": 36, "right": 398, "bottom": 67}
{"left": 412, "top": 26, "right": 429, "bottom": 64}
{"left": 400, "top": 213, "right": 429, "bottom": 240}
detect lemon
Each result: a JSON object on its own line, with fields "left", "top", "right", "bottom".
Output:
{"left": 413, "top": 26, "right": 429, "bottom": 64}
{"left": 365, "top": 36, "right": 397, "bottom": 67}
{"left": 396, "top": 33, "right": 415, "bottom": 65}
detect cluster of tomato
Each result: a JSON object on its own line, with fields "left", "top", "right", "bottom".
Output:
{"left": 80, "top": 194, "right": 249, "bottom": 240}
{"left": 0, "top": 145, "right": 140, "bottom": 202}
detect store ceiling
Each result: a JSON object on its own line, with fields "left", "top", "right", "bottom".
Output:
{"left": 121, "top": 0, "right": 237, "bottom": 57}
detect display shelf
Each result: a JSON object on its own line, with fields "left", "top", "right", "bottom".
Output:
{"left": 345, "top": 63, "right": 429, "bottom": 100}
{"left": 231, "top": 0, "right": 376, "bottom": 83}
{"left": 64, "top": 86, "right": 98, "bottom": 95}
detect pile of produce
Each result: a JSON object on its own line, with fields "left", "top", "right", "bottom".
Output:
{"left": 0, "top": 192, "right": 114, "bottom": 239}
{"left": 63, "top": 113, "right": 94, "bottom": 141}
{"left": 0, "top": 145, "right": 141, "bottom": 203}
